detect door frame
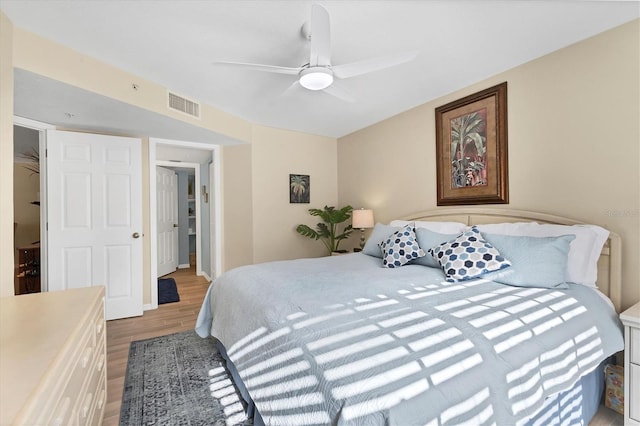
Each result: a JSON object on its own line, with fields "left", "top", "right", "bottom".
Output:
{"left": 13, "top": 116, "right": 55, "bottom": 292}
{"left": 149, "top": 138, "right": 222, "bottom": 310}
{"left": 156, "top": 161, "right": 201, "bottom": 275}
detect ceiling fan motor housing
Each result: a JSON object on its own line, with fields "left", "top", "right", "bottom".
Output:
{"left": 299, "top": 67, "right": 334, "bottom": 90}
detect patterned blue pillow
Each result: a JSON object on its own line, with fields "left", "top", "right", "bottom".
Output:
{"left": 380, "top": 224, "right": 425, "bottom": 268}
{"left": 428, "top": 226, "right": 511, "bottom": 282}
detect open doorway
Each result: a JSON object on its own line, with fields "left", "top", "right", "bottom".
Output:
{"left": 13, "top": 125, "right": 41, "bottom": 294}
{"left": 149, "top": 138, "right": 222, "bottom": 310}
{"left": 156, "top": 163, "right": 200, "bottom": 278}
{"left": 12, "top": 117, "right": 54, "bottom": 295}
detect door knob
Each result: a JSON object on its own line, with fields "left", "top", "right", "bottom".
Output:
{"left": 173, "top": 224, "right": 178, "bottom": 228}
{"left": 132, "top": 232, "right": 140, "bottom": 239}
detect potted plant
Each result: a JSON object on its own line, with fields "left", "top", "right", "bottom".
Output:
{"left": 296, "top": 205, "right": 354, "bottom": 255}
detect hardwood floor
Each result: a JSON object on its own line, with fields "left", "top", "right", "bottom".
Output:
{"left": 591, "top": 407, "right": 624, "bottom": 426}
{"left": 103, "top": 266, "right": 210, "bottom": 426}
{"left": 103, "top": 266, "right": 623, "bottom": 426}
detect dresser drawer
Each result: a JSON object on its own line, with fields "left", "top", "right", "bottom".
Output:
{"left": 630, "top": 327, "right": 640, "bottom": 365}
{"left": 94, "top": 310, "right": 106, "bottom": 345}
{"left": 81, "top": 369, "right": 107, "bottom": 426}
{"left": 631, "top": 363, "right": 640, "bottom": 422}
{"left": 50, "top": 396, "right": 74, "bottom": 426}
{"left": 33, "top": 318, "right": 93, "bottom": 425}
{"left": 47, "top": 321, "right": 98, "bottom": 425}
{"left": 621, "top": 303, "right": 640, "bottom": 426}
{"left": 75, "top": 339, "right": 106, "bottom": 425}
{"left": 1, "top": 287, "right": 106, "bottom": 426}
{"left": 90, "top": 373, "right": 107, "bottom": 426}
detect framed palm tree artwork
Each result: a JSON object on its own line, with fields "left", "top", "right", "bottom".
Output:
{"left": 435, "top": 82, "right": 509, "bottom": 206}
{"left": 290, "top": 174, "right": 310, "bottom": 203}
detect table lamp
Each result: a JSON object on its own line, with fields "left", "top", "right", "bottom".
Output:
{"left": 352, "top": 208, "right": 374, "bottom": 250}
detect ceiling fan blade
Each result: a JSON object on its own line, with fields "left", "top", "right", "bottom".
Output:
{"left": 310, "top": 4, "right": 331, "bottom": 67}
{"left": 280, "top": 80, "right": 301, "bottom": 97}
{"left": 323, "top": 82, "right": 355, "bottom": 103}
{"left": 213, "top": 61, "right": 302, "bottom": 75}
{"left": 332, "top": 51, "right": 418, "bottom": 79}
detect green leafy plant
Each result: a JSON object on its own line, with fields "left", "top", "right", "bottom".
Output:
{"left": 296, "top": 205, "right": 354, "bottom": 255}
{"left": 450, "top": 111, "right": 487, "bottom": 187}
{"left": 20, "top": 147, "right": 40, "bottom": 175}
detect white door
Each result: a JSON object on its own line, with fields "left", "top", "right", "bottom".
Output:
{"left": 46, "top": 130, "right": 143, "bottom": 320}
{"left": 156, "top": 166, "right": 178, "bottom": 277}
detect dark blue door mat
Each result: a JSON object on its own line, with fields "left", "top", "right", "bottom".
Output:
{"left": 158, "top": 278, "right": 180, "bottom": 304}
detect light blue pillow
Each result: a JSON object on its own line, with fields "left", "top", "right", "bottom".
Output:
{"left": 428, "top": 226, "right": 511, "bottom": 282}
{"left": 362, "top": 223, "right": 400, "bottom": 258}
{"left": 483, "top": 233, "right": 575, "bottom": 289}
{"left": 413, "top": 228, "right": 458, "bottom": 268}
{"left": 380, "top": 224, "right": 425, "bottom": 268}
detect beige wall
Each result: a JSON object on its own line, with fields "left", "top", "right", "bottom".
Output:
{"left": 0, "top": 12, "right": 14, "bottom": 296}
{"left": 12, "top": 27, "right": 251, "bottom": 143}
{"left": 222, "top": 143, "right": 254, "bottom": 271}
{"left": 251, "top": 125, "right": 338, "bottom": 263}
{"left": 338, "top": 19, "right": 640, "bottom": 310}
{"left": 1, "top": 19, "right": 256, "bottom": 299}
{"left": 1, "top": 17, "right": 340, "bottom": 301}
{"left": 219, "top": 124, "right": 339, "bottom": 270}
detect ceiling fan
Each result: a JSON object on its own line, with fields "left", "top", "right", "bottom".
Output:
{"left": 213, "top": 4, "right": 417, "bottom": 102}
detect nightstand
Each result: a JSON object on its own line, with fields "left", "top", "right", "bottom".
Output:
{"left": 621, "top": 302, "right": 640, "bottom": 425}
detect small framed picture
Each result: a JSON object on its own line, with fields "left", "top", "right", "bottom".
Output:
{"left": 289, "top": 174, "right": 310, "bottom": 203}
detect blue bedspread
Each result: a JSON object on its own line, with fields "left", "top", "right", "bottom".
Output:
{"left": 196, "top": 253, "right": 623, "bottom": 425}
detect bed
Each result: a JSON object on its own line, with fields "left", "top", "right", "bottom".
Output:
{"left": 195, "top": 208, "right": 624, "bottom": 425}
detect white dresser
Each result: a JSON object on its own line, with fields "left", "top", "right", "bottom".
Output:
{"left": 0, "top": 286, "right": 106, "bottom": 425}
{"left": 621, "top": 302, "right": 640, "bottom": 426}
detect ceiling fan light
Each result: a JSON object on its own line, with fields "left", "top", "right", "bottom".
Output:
{"left": 299, "top": 67, "right": 333, "bottom": 91}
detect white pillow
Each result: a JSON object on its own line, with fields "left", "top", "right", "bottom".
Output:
{"left": 389, "top": 220, "right": 467, "bottom": 235}
{"left": 474, "top": 222, "right": 609, "bottom": 288}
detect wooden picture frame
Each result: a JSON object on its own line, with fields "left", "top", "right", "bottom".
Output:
{"left": 435, "top": 82, "right": 508, "bottom": 206}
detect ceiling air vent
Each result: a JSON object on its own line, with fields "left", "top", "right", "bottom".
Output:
{"left": 167, "top": 91, "right": 201, "bottom": 119}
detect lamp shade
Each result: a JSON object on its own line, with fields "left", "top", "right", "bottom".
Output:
{"left": 352, "top": 209, "right": 374, "bottom": 229}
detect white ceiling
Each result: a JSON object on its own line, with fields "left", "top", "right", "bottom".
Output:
{"left": 2, "top": 1, "right": 639, "bottom": 139}
{"left": 13, "top": 69, "right": 243, "bottom": 145}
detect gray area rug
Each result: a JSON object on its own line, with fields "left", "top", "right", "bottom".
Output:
{"left": 120, "top": 330, "right": 248, "bottom": 425}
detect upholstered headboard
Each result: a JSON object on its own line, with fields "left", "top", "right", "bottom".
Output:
{"left": 399, "top": 208, "right": 622, "bottom": 313}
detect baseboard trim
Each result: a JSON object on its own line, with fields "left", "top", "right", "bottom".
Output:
{"left": 143, "top": 303, "right": 154, "bottom": 311}
{"left": 201, "top": 272, "right": 212, "bottom": 283}
{"left": 178, "top": 264, "right": 191, "bottom": 269}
